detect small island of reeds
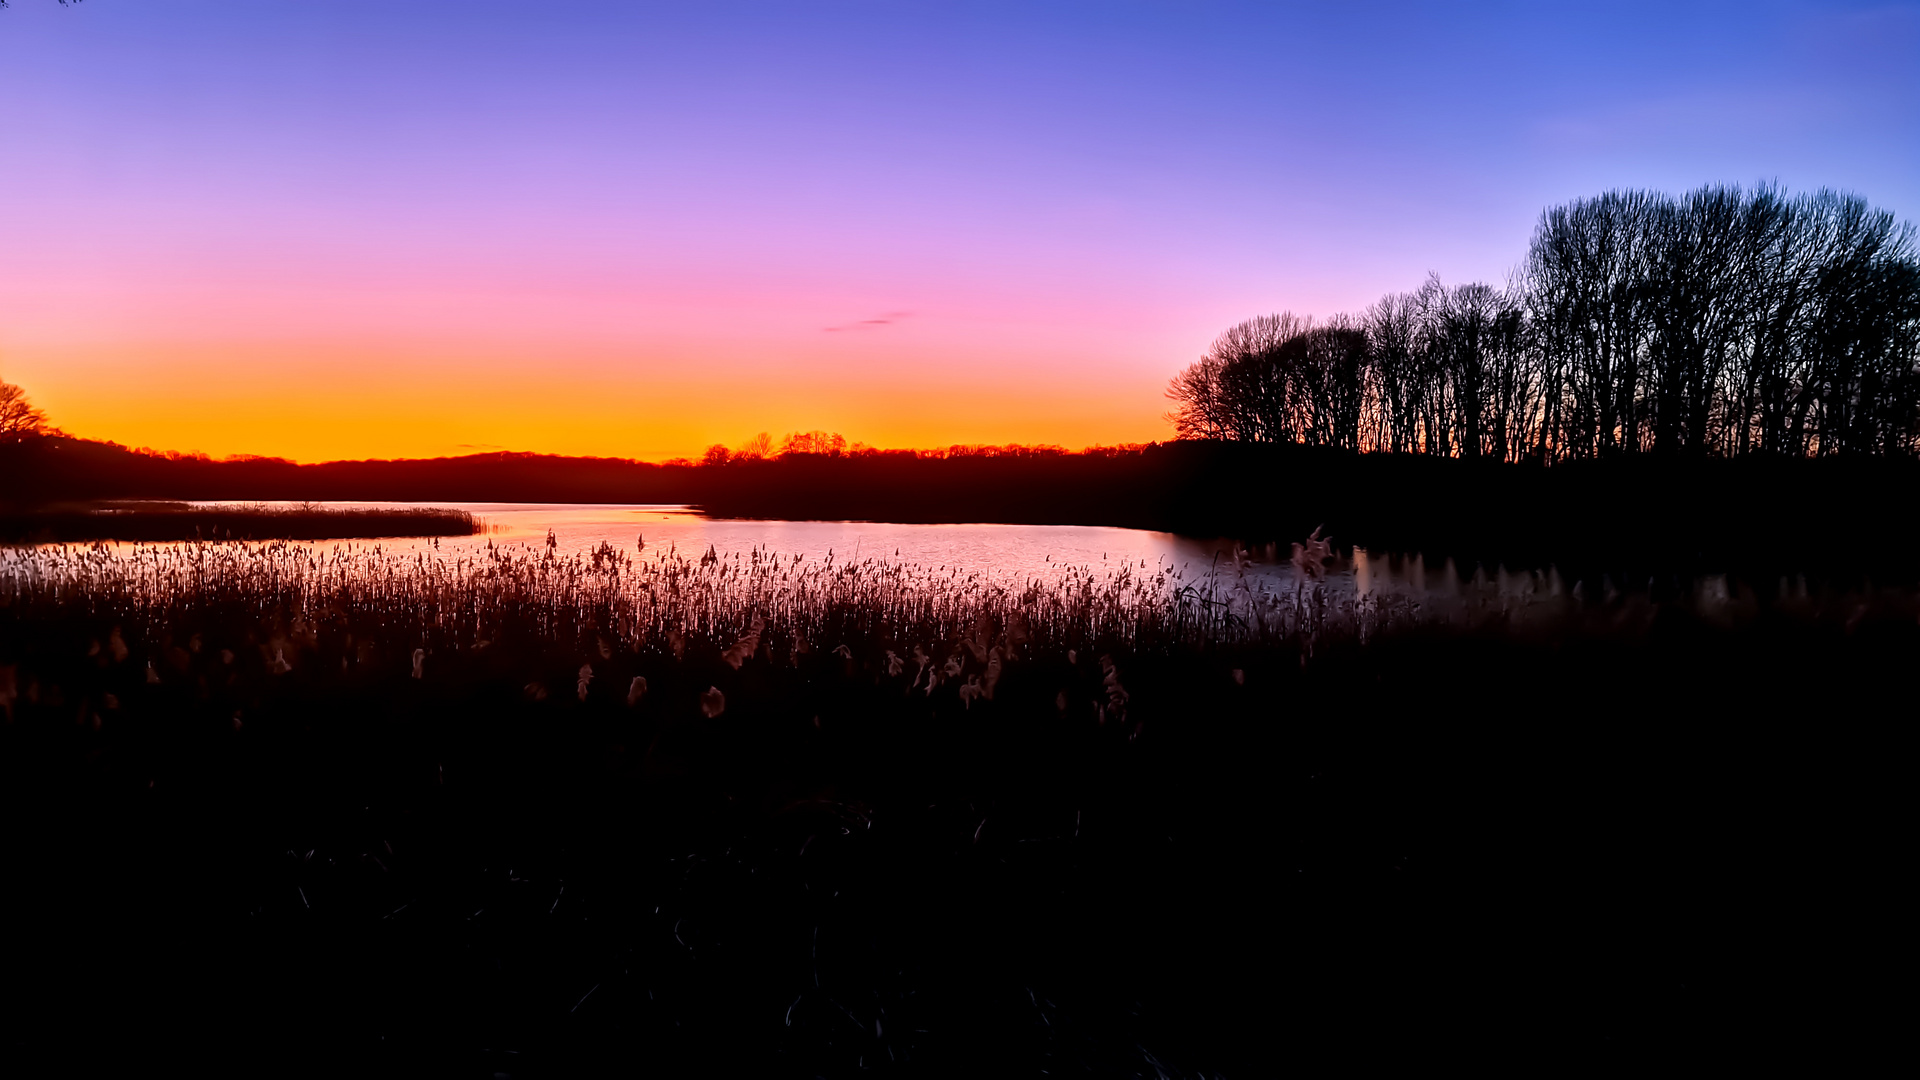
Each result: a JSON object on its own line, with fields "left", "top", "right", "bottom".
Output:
{"left": 0, "top": 501, "right": 480, "bottom": 544}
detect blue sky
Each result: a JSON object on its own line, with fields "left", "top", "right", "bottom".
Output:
{"left": 1, "top": 1, "right": 1913, "bottom": 458}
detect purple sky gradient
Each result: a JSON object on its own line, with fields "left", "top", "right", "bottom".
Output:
{"left": 1, "top": 1, "right": 1913, "bottom": 459}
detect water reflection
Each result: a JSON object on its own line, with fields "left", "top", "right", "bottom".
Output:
{"left": 157, "top": 502, "right": 1565, "bottom": 612}
{"left": 17, "top": 502, "right": 1799, "bottom": 644}
{"left": 181, "top": 501, "right": 1270, "bottom": 586}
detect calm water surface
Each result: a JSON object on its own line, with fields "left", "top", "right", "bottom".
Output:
{"left": 171, "top": 502, "right": 1550, "bottom": 604}
{"left": 201, "top": 502, "right": 1259, "bottom": 581}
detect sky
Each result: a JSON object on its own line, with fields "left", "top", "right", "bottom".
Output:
{"left": 0, "top": 1, "right": 1914, "bottom": 462}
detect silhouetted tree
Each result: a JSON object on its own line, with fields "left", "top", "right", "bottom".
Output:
{"left": 733, "top": 432, "right": 774, "bottom": 461}
{"left": 1528, "top": 185, "right": 1920, "bottom": 459}
{"left": 1413, "top": 277, "right": 1533, "bottom": 461}
{"left": 1165, "top": 354, "right": 1229, "bottom": 440}
{"left": 1641, "top": 185, "right": 1750, "bottom": 455}
{"left": 1524, "top": 190, "right": 1662, "bottom": 457}
{"left": 780, "top": 431, "right": 848, "bottom": 457}
{"left": 1174, "top": 183, "right": 1920, "bottom": 462}
{"left": 0, "top": 381, "right": 49, "bottom": 437}
{"left": 1362, "top": 292, "right": 1421, "bottom": 454}
{"left": 1789, "top": 192, "right": 1920, "bottom": 456}
{"left": 1165, "top": 314, "right": 1312, "bottom": 443}
{"left": 1288, "top": 319, "right": 1370, "bottom": 451}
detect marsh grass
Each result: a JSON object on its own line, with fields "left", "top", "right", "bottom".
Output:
{"left": 0, "top": 534, "right": 1583, "bottom": 669}
{"left": 0, "top": 536, "right": 1906, "bottom": 1074}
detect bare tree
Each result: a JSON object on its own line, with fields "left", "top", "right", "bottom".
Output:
{"left": 1642, "top": 185, "right": 1749, "bottom": 455}
{"left": 779, "top": 431, "right": 848, "bottom": 457}
{"left": 733, "top": 432, "right": 774, "bottom": 460}
{"left": 1363, "top": 292, "right": 1421, "bottom": 453}
{"left": 1288, "top": 319, "right": 1370, "bottom": 451}
{"left": 0, "top": 381, "right": 49, "bottom": 437}
{"left": 1164, "top": 354, "right": 1229, "bottom": 440}
{"left": 1794, "top": 192, "right": 1920, "bottom": 455}
{"left": 1524, "top": 190, "right": 1663, "bottom": 457}
{"left": 1165, "top": 314, "right": 1311, "bottom": 443}
{"left": 1411, "top": 277, "right": 1533, "bottom": 461}
{"left": 1174, "top": 184, "right": 1919, "bottom": 462}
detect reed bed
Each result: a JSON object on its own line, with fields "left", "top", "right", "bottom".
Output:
{"left": 0, "top": 536, "right": 1465, "bottom": 666}
{"left": 0, "top": 535, "right": 1905, "bottom": 1075}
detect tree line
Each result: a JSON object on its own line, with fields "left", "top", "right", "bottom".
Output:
{"left": 1168, "top": 185, "right": 1920, "bottom": 459}
{"left": 697, "top": 430, "right": 1143, "bottom": 466}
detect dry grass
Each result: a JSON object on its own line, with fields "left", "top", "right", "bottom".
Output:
{"left": 0, "top": 537, "right": 1470, "bottom": 666}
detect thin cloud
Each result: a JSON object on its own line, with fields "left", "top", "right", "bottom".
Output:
{"left": 824, "top": 310, "right": 913, "bottom": 332}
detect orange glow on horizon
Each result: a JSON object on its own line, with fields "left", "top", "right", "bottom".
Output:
{"left": 9, "top": 338, "right": 1177, "bottom": 464}
{"left": 7, "top": 1, "right": 1911, "bottom": 472}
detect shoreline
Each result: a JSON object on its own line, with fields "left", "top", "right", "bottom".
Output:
{"left": 8, "top": 435, "right": 1919, "bottom": 579}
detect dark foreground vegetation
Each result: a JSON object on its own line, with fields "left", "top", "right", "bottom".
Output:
{"left": 0, "top": 502, "right": 478, "bottom": 544}
{"left": 0, "top": 542, "right": 1901, "bottom": 1073}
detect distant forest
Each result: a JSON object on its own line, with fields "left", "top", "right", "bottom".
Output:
{"left": 1168, "top": 185, "right": 1920, "bottom": 460}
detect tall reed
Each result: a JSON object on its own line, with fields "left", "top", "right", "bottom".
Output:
{"left": 0, "top": 538, "right": 1466, "bottom": 664}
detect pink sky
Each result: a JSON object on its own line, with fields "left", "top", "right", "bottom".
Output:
{"left": 2, "top": 2, "right": 1911, "bottom": 461}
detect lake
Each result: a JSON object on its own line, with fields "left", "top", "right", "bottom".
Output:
{"left": 161, "top": 501, "right": 1562, "bottom": 607}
